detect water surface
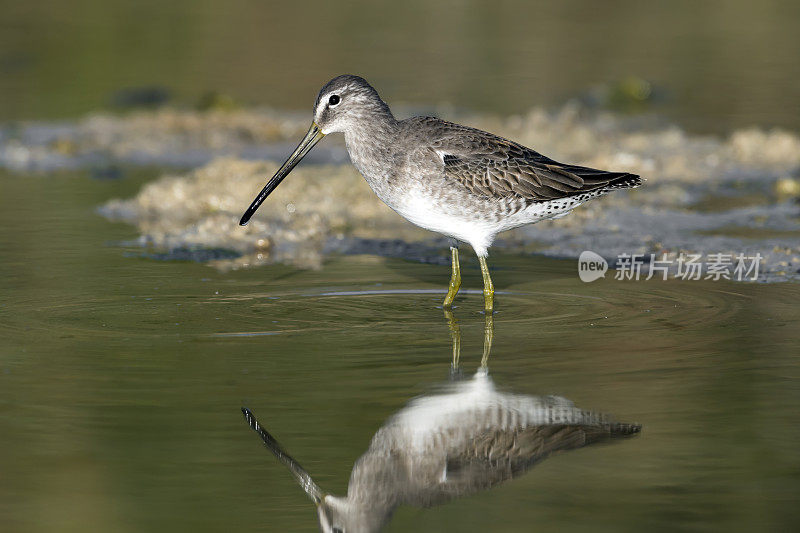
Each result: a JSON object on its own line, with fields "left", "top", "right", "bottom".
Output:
{"left": 1, "top": 170, "right": 799, "bottom": 531}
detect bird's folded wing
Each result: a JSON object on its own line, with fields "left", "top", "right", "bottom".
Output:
{"left": 441, "top": 422, "right": 640, "bottom": 494}
{"left": 420, "top": 117, "right": 637, "bottom": 201}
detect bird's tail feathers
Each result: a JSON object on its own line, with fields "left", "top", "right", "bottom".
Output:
{"left": 607, "top": 173, "right": 644, "bottom": 190}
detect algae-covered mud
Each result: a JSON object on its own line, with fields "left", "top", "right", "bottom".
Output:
{"left": 0, "top": 108, "right": 338, "bottom": 172}
{"left": 78, "top": 103, "right": 800, "bottom": 281}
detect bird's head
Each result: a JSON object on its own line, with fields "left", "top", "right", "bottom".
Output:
{"left": 316, "top": 492, "right": 393, "bottom": 533}
{"left": 312, "top": 74, "right": 391, "bottom": 135}
{"left": 239, "top": 74, "right": 390, "bottom": 226}
{"left": 242, "top": 407, "right": 393, "bottom": 533}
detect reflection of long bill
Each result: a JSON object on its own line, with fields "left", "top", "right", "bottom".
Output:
{"left": 241, "top": 407, "right": 324, "bottom": 504}
{"left": 239, "top": 123, "right": 325, "bottom": 226}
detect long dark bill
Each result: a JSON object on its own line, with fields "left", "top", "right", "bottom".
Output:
{"left": 241, "top": 407, "right": 324, "bottom": 505}
{"left": 239, "top": 122, "right": 325, "bottom": 226}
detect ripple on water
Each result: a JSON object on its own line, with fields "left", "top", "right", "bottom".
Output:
{"left": 0, "top": 253, "right": 772, "bottom": 367}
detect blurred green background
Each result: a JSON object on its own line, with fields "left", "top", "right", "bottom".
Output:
{"left": 2, "top": 0, "right": 799, "bottom": 132}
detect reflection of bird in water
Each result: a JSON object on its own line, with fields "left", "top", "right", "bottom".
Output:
{"left": 242, "top": 313, "right": 640, "bottom": 533}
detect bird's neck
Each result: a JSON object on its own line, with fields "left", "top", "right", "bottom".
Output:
{"left": 346, "top": 451, "right": 405, "bottom": 507}
{"left": 343, "top": 112, "right": 400, "bottom": 192}
{"left": 344, "top": 108, "right": 398, "bottom": 148}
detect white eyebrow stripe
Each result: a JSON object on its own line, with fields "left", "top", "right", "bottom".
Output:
{"left": 316, "top": 84, "right": 359, "bottom": 117}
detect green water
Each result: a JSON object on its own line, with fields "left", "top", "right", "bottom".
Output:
{"left": 2, "top": 0, "right": 800, "bottom": 133}
{"left": 3, "top": 1, "right": 800, "bottom": 528}
{"left": 1, "top": 170, "right": 799, "bottom": 531}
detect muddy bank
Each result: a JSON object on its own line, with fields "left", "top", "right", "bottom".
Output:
{"left": 96, "top": 103, "right": 800, "bottom": 281}
{"left": 0, "top": 108, "right": 347, "bottom": 172}
{"left": 99, "top": 158, "right": 430, "bottom": 269}
{"left": 7, "top": 102, "right": 800, "bottom": 175}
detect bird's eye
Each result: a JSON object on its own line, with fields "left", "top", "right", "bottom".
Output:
{"left": 328, "top": 94, "right": 341, "bottom": 106}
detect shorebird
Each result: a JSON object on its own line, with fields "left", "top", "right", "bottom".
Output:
{"left": 242, "top": 373, "right": 640, "bottom": 532}
{"left": 240, "top": 75, "right": 642, "bottom": 311}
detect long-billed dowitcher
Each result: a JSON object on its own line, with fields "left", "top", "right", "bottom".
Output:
{"left": 240, "top": 75, "right": 642, "bottom": 311}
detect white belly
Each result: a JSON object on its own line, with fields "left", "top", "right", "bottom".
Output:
{"left": 391, "top": 190, "right": 497, "bottom": 256}
{"left": 365, "top": 174, "right": 599, "bottom": 257}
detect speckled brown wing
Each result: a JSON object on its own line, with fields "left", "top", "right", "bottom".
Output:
{"left": 413, "top": 117, "right": 641, "bottom": 201}
{"left": 440, "top": 422, "right": 641, "bottom": 496}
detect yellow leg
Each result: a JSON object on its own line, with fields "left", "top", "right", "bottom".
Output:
{"left": 443, "top": 309, "right": 461, "bottom": 372}
{"left": 442, "top": 246, "right": 461, "bottom": 309}
{"left": 479, "top": 312, "right": 494, "bottom": 370}
{"left": 478, "top": 256, "right": 494, "bottom": 313}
